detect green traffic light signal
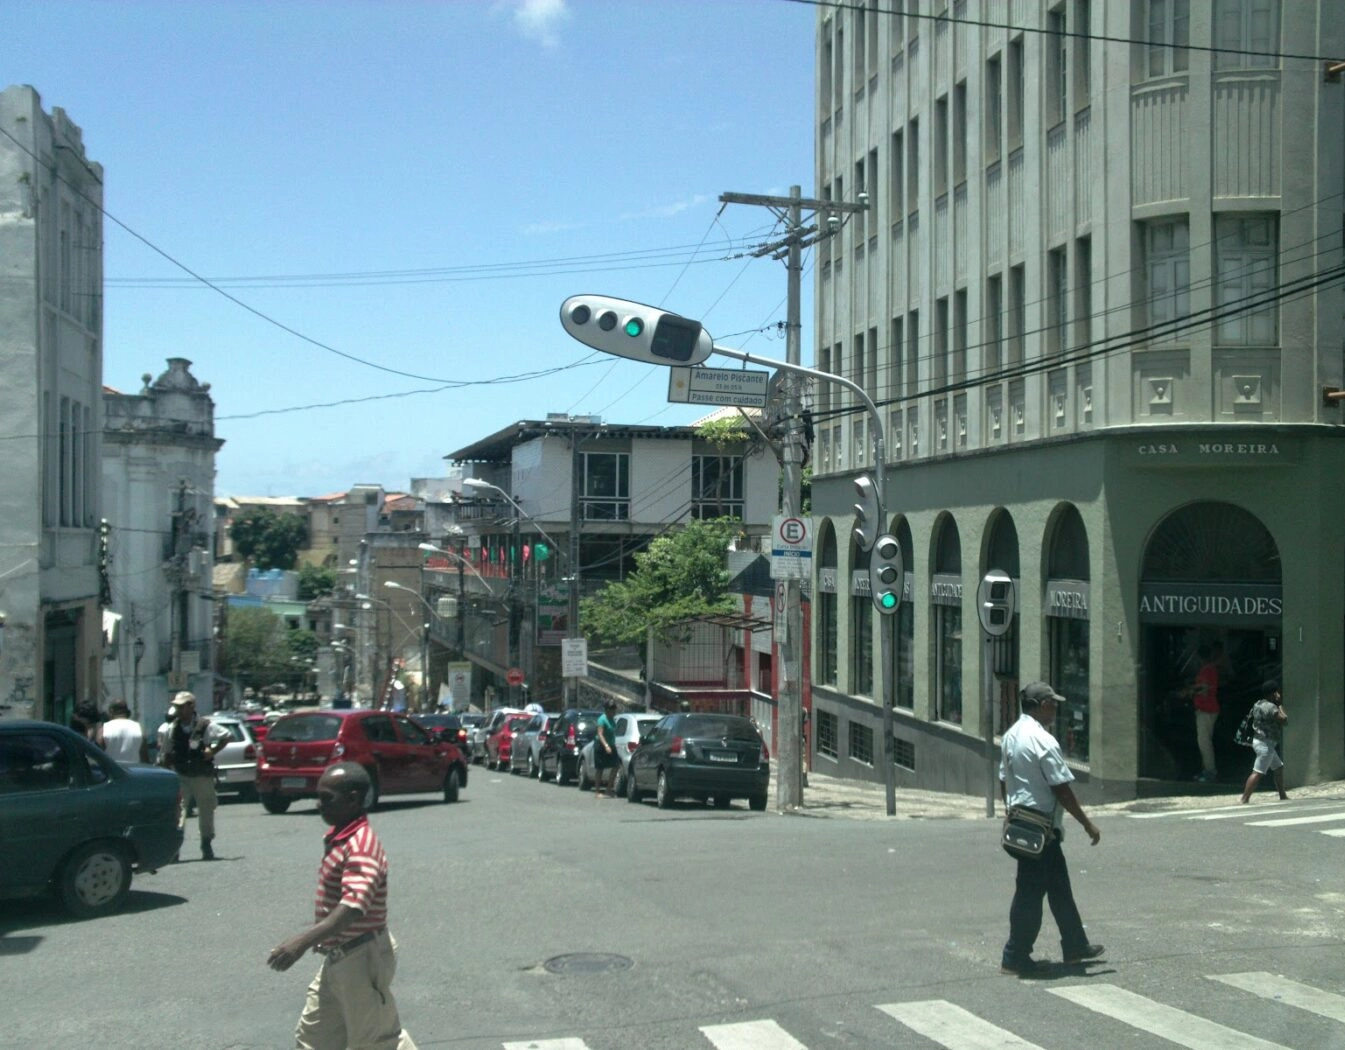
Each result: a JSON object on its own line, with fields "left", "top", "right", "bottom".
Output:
{"left": 878, "top": 591, "right": 898, "bottom": 610}
{"left": 624, "top": 317, "right": 644, "bottom": 337}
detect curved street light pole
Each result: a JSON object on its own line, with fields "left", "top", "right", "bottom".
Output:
{"left": 385, "top": 581, "right": 437, "bottom": 710}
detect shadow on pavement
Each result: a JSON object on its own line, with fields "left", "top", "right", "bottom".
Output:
{"left": 0, "top": 888, "right": 187, "bottom": 937}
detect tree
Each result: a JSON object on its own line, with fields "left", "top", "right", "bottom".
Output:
{"left": 297, "top": 563, "right": 337, "bottom": 601}
{"left": 219, "top": 607, "right": 293, "bottom": 688}
{"left": 580, "top": 518, "right": 738, "bottom": 646}
{"left": 228, "top": 509, "right": 308, "bottom": 570}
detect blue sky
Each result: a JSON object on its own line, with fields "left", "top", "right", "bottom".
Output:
{"left": 9, "top": 0, "right": 817, "bottom": 495}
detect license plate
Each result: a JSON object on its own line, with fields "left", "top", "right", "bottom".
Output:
{"left": 223, "top": 768, "right": 251, "bottom": 781}
{"left": 281, "top": 777, "right": 307, "bottom": 789}
{"left": 707, "top": 751, "right": 737, "bottom": 763}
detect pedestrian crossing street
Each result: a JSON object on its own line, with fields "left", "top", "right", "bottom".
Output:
{"left": 1125, "top": 797, "right": 1345, "bottom": 837}
{"left": 500, "top": 971, "right": 1343, "bottom": 1050}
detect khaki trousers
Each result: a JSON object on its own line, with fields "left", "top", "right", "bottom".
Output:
{"left": 296, "top": 932, "right": 416, "bottom": 1050}
{"left": 178, "top": 774, "right": 218, "bottom": 840}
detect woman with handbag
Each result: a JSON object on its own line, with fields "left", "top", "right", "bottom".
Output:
{"left": 999, "top": 681, "right": 1104, "bottom": 976}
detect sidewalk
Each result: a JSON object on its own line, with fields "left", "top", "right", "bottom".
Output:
{"left": 775, "top": 768, "right": 1345, "bottom": 822}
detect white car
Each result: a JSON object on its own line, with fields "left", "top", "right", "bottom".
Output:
{"left": 577, "top": 711, "right": 663, "bottom": 794}
{"left": 209, "top": 715, "right": 259, "bottom": 800}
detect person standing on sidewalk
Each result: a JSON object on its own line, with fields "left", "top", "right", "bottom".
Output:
{"left": 268, "top": 762, "right": 418, "bottom": 1050}
{"left": 999, "top": 681, "right": 1103, "bottom": 975}
{"left": 1240, "top": 680, "right": 1289, "bottom": 804}
{"left": 162, "top": 691, "right": 230, "bottom": 860}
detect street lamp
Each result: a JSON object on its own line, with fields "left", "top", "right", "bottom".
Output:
{"left": 132, "top": 636, "right": 145, "bottom": 718}
{"left": 385, "top": 581, "right": 437, "bottom": 710}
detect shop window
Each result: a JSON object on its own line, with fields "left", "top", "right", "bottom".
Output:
{"left": 851, "top": 543, "right": 874, "bottom": 696}
{"left": 895, "top": 519, "right": 916, "bottom": 710}
{"left": 932, "top": 516, "right": 963, "bottom": 724}
{"left": 816, "top": 709, "right": 839, "bottom": 759}
{"left": 818, "top": 526, "right": 839, "bottom": 686}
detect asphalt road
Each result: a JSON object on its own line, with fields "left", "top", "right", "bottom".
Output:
{"left": 4, "top": 767, "right": 1345, "bottom": 1050}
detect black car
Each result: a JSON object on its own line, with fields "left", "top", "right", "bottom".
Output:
{"left": 626, "top": 713, "right": 770, "bottom": 811}
{"left": 538, "top": 708, "right": 603, "bottom": 785}
{"left": 413, "top": 713, "right": 470, "bottom": 752}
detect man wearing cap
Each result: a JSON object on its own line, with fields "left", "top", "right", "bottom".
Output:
{"left": 268, "top": 762, "right": 418, "bottom": 1050}
{"left": 160, "top": 691, "right": 231, "bottom": 860}
{"left": 999, "top": 681, "right": 1104, "bottom": 975}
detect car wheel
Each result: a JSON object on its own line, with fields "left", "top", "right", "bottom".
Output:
{"left": 656, "top": 770, "right": 673, "bottom": 810}
{"left": 749, "top": 793, "right": 767, "bottom": 812}
{"left": 626, "top": 766, "right": 643, "bottom": 803}
{"left": 364, "top": 770, "right": 381, "bottom": 811}
{"left": 577, "top": 760, "right": 591, "bottom": 791}
{"left": 261, "top": 794, "right": 291, "bottom": 814}
{"left": 613, "top": 768, "right": 627, "bottom": 797}
{"left": 443, "top": 767, "right": 461, "bottom": 803}
{"left": 60, "top": 841, "right": 131, "bottom": 919}
{"left": 555, "top": 760, "right": 569, "bottom": 787}
{"left": 713, "top": 794, "right": 731, "bottom": 809}
{"left": 528, "top": 754, "right": 539, "bottom": 779}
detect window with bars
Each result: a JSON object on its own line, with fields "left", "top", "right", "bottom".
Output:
{"left": 848, "top": 720, "right": 874, "bottom": 765}
{"left": 816, "top": 709, "right": 839, "bottom": 759}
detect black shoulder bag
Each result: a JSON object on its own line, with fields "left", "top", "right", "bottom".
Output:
{"left": 1001, "top": 806, "right": 1056, "bottom": 860}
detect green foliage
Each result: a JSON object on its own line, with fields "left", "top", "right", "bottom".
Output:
{"left": 297, "top": 562, "right": 337, "bottom": 601}
{"left": 287, "top": 628, "right": 319, "bottom": 662}
{"left": 228, "top": 509, "right": 308, "bottom": 570}
{"left": 696, "top": 416, "right": 751, "bottom": 448}
{"left": 580, "top": 518, "right": 738, "bottom": 646}
{"left": 219, "top": 607, "right": 294, "bottom": 685}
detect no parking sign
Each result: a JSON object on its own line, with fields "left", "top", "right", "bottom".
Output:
{"left": 771, "top": 515, "right": 813, "bottom": 580}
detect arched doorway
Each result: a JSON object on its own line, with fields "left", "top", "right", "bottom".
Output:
{"left": 931, "top": 515, "right": 963, "bottom": 724}
{"left": 985, "top": 510, "right": 1021, "bottom": 735}
{"left": 816, "top": 523, "right": 838, "bottom": 687}
{"left": 1139, "top": 502, "right": 1282, "bottom": 781}
{"left": 1046, "top": 505, "right": 1090, "bottom": 761}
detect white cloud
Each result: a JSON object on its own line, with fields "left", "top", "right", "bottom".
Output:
{"left": 618, "top": 194, "right": 711, "bottom": 221}
{"left": 513, "top": 0, "right": 569, "bottom": 48}
{"left": 521, "top": 219, "right": 587, "bottom": 236}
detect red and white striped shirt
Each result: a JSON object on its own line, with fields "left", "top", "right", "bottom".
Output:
{"left": 314, "top": 815, "right": 389, "bottom": 950}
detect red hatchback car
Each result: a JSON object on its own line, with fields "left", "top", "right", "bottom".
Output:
{"left": 256, "top": 709, "right": 468, "bottom": 813}
{"left": 486, "top": 714, "right": 533, "bottom": 771}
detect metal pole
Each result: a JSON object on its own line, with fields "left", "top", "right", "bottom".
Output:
{"left": 567, "top": 427, "right": 582, "bottom": 707}
{"left": 984, "top": 632, "right": 997, "bottom": 818}
{"left": 509, "top": 515, "right": 521, "bottom": 706}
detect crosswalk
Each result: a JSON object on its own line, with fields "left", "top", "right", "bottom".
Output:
{"left": 1125, "top": 797, "right": 1345, "bottom": 837}
{"left": 499, "top": 971, "right": 1342, "bottom": 1049}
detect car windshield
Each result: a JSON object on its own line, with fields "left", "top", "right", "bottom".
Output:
{"left": 268, "top": 714, "right": 342, "bottom": 743}
{"left": 680, "top": 716, "right": 760, "bottom": 740}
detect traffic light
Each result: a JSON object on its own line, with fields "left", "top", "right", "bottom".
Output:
{"left": 852, "top": 474, "right": 881, "bottom": 552}
{"left": 560, "top": 295, "right": 714, "bottom": 366}
{"left": 977, "top": 569, "right": 1016, "bottom": 636}
{"left": 870, "top": 534, "right": 904, "bottom": 614}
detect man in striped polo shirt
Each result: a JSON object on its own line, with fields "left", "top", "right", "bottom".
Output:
{"left": 267, "top": 762, "right": 417, "bottom": 1049}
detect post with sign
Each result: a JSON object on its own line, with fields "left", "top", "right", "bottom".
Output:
{"left": 978, "top": 570, "right": 1017, "bottom": 818}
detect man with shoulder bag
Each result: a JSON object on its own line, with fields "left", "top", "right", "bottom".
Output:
{"left": 999, "top": 681, "right": 1104, "bottom": 976}
{"left": 163, "top": 691, "right": 231, "bottom": 860}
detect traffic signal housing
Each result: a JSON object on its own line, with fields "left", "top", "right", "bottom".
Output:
{"left": 870, "top": 534, "right": 904, "bottom": 614}
{"left": 852, "top": 475, "right": 881, "bottom": 552}
{"left": 560, "top": 295, "right": 714, "bottom": 366}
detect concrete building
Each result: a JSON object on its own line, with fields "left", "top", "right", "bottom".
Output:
{"left": 102, "top": 358, "right": 223, "bottom": 726}
{"left": 811, "top": 3, "right": 1344, "bottom": 799}
{"left": 0, "top": 86, "right": 105, "bottom": 723}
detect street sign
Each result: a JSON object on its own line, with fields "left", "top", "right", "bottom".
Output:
{"left": 561, "top": 638, "right": 589, "bottom": 678}
{"left": 506, "top": 667, "right": 525, "bottom": 687}
{"left": 667, "top": 366, "right": 770, "bottom": 408}
{"left": 770, "top": 514, "right": 813, "bottom": 580}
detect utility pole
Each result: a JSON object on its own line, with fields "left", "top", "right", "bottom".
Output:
{"left": 567, "top": 426, "right": 582, "bottom": 707}
{"left": 719, "top": 187, "right": 867, "bottom": 812}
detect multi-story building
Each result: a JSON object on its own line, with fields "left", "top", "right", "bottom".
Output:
{"left": 811, "top": 2, "right": 1344, "bottom": 798}
{"left": 102, "top": 358, "right": 223, "bottom": 725}
{"left": 0, "top": 86, "right": 105, "bottom": 723}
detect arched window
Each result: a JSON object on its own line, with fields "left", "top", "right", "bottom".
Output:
{"left": 1046, "top": 504, "right": 1090, "bottom": 760}
{"left": 894, "top": 518, "right": 915, "bottom": 710}
{"left": 817, "top": 523, "right": 839, "bottom": 686}
{"left": 850, "top": 541, "right": 873, "bottom": 696}
{"left": 931, "top": 515, "right": 963, "bottom": 724}
{"left": 985, "top": 509, "right": 1020, "bottom": 734}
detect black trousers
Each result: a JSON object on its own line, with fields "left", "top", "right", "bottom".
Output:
{"left": 1002, "top": 832, "right": 1089, "bottom": 965}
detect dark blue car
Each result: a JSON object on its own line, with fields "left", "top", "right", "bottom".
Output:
{"left": 0, "top": 721, "right": 184, "bottom": 918}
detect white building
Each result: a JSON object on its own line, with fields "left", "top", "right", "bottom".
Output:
{"left": 0, "top": 86, "right": 105, "bottom": 723}
{"left": 102, "top": 359, "right": 223, "bottom": 727}
{"left": 812, "top": 3, "right": 1344, "bottom": 797}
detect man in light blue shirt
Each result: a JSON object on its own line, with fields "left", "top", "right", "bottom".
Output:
{"left": 999, "top": 681, "right": 1103, "bottom": 975}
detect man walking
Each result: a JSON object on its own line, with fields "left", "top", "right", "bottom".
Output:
{"left": 1240, "top": 680, "right": 1289, "bottom": 804}
{"left": 101, "top": 699, "right": 148, "bottom": 764}
{"left": 1000, "top": 681, "right": 1104, "bottom": 975}
{"left": 161, "top": 691, "right": 230, "bottom": 860}
{"left": 267, "top": 763, "right": 417, "bottom": 1050}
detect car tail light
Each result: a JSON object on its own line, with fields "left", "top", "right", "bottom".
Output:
{"left": 244, "top": 744, "right": 256, "bottom": 760}
{"left": 760, "top": 742, "right": 770, "bottom": 763}
{"left": 566, "top": 724, "right": 576, "bottom": 745}
{"left": 626, "top": 741, "right": 638, "bottom": 753}
{"left": 669, "top": 736, "right": 685, "bottom": 758}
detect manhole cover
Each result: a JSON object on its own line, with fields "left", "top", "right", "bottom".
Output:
{"left": 542, "top": 952, "right": 633, "bottom": 975}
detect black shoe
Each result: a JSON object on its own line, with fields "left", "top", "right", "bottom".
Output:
{"left": 1064, "top": 943, "right": 1105, "bottom": 965}
{"left": 1000, "top": 958, "right": 1037, "bottom": 976}
{"left": 201, "top": 840, "right": 215, "bottom": 861}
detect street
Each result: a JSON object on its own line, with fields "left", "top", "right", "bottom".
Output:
{"left": 4, "top": 770, "right": 1345, "bottom": 1049}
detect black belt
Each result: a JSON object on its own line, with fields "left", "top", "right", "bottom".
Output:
{"left": 318, "top": 928, "right": 385, "bottom": 961}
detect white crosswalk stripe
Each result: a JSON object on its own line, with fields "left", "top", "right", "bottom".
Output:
{"left": 1246, "top": 811, "right": 1345, "bottom": 828}
{"left": 502, "top": 1040, "right": 592, "bottom": 1049}
{"left": 1049, "top": 983, "right": 1291, "bottom": 1049}
{"left": 1210, "top": 972, "right": 1345, "bottom": 1024}
{"left": 1126, "top": 800, "right": 1345, "bottom": 837}
{"left": 877, "top": 1000, "right": 1046, "bottom": 1049}
{"left": 699, "top": 1019, "right": 808, "bottom": 1049}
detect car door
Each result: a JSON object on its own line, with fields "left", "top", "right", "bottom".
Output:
{"left": 0, "top": 728, "right": 90, "bottom": 897}
{"left": 629, "top": 717, "right": 671, "bottom": 791}
{"left": 393, "top": 716, "right": 441, "bottom": 791}
{"left": 360, "top": 714, "right": 411, "bottom": 792}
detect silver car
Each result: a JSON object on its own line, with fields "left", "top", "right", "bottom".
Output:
{"left": 470, "top": 708, "right": 523, "bottom": 764}
{"left": 577, "top": 711, "right": 663, "bottom": 794}
{"left": 508, "top": 713, "right": 559, "bottom": 778}
{"left": 209, "top": 715, "right": 258, "bottom": 800}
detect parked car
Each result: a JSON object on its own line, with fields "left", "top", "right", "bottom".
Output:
{"left": 470, "top": 708, "right": 523, "bottom": 764}
{"left": 242, "top": 712, "right": 270, "bottom": 743}
{"left": 508, "top": 713, "right": 559, "bottom": 777}
{"left": 485, "top": 714, "right": 532, "bottom": 770}
{"left": 414, "top": 713, "right": 470, "bottom": 751}
{"left": 256, "top": 710, "right": 467, "bottom": 813}
{"left": 626, "top": 713, "right": 770, "bottom": 811}
{"left": 208, "top": 714, "right": 259, "bottom": 801}
{"left": 538, "top": 708, "right": 603, "bottom": 786}
{"left": 577, "top": 711, "right": 663, "bottom": 793}
{"left": 0, "top": 720, "right": 183, "bottom": 918}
